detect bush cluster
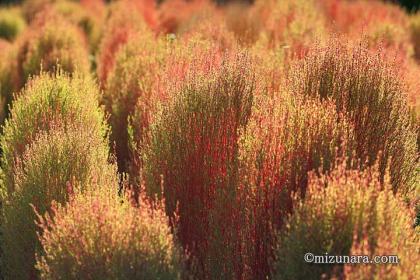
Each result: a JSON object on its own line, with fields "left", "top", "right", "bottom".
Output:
{"left": 0, "top": 1, "right": 418, "bottom": 279}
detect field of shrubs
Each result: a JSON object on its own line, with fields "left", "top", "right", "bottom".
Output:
{"left": 0, "top": 0, "right": 418, "bottom": 279}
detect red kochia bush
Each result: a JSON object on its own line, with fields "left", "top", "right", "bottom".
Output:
{"left": 253, "top": 0, "right": 326, "bottom": 58}
{"left": 321, "top": 0, "right": 412, "bottom": 59}
{"left": 143, "top": 51, "right": 255, "bottom": 279}
{"left": 129, "top": 39, "right": 226, "bottom": 184}
{"left": 291, "top": 41, "right": 418, "bottom": 194}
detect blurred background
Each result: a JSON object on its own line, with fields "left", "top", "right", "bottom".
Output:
{"left": 1, "top": 0, "right": 419, "bottom": 11}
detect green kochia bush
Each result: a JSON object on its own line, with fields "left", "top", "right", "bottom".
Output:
{"left": 36, "top": 188, "right": 183, "bottom": 280}
{"left": 14, "top": 10, "right": 89, "bottom": 89}
{"left": 0, "top": 70, "right": 116, "bottom": 279}
{"left": 274, "top": 162, "right": 419, "bottom": 280}
{"left": 0, "top": 7, "right": 26, "bottom": 41}
{"left": 0, "top": 71, "right": 106, "bottom": 198}
{"left": 1, "top": 125, "right": 118, "bottom": 280}
{"left": 291, "top": 41, "right": 418, "bottom": 194}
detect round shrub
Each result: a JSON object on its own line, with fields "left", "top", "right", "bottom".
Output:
{"left": 291, "top": 41, "right": 418, "bottom": 194}
{"left": 55, "top": 0, "right": 105, "bottom": 53}
{"left": 1, "top": 125, "right": 118, "bottom": 280}
{"left": 0, "top": 7, "right": 26, "bottom": 41}
{"left": 143, "top": 51, "right": 255, "bottom": 278}
{"left": 237, "top": 92, "right": 353, "bottom": 279}
{"left": 103, "top": 31, "right": 166, "bottom": 173}
{"left": 36, "top": 188, "right": 183, "bottom": 280}
{"left": 96, "top": 1, "right": 151, "bottom": 87}
{"left": 14, "top": 10, "right": 89, "bottom": 89}
{"left": 0, "top": 70, "right": 106, "bottom": 198}
{"left": 128, "top": 37, "right": 227, "bottom": 186}
{"left": 274, "top": 161, "right": 419, "bottom": 280}
{"left": 364, "top": 20, "right": 413, "bottom": 59}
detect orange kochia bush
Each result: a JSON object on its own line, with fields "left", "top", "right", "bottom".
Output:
{"left": 157, "top": 0, "right": 217, "bottom": 34}
{"left": 128, "top": 38, "right": 228, "bottom": 183}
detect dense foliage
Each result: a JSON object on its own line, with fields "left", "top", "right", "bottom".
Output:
{"left": 36, "top": 188, "right": 183, "bottom": 280}
{"left": 0, "top": 0, "right": 418, "bottom": 279}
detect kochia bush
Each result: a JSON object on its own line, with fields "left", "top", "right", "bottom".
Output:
{"left": 143, "top": 51, "right": 255, "bottom": 278}
{"left": 274, "top": 161, "right": 419, "bottom": 280}
{"left": 96, "top": 1, "right": 151, "bottom": 87}
{"left": 35, "top": 188, "right": 183, "bottom": 280}
{"left": 1, "top": 125, "right": 117, "bottom": 280}
{"left": 55, "top": 0, "right": 105, "bottom": 53}
{"left": 0, "top": 70, "right": 114, "bottom": 279}
{"left": 0, "top": 71, "right": 106, "bottom": 199}
{"left": 237, "top": 92, "right": 353, "bottom": 279}
{"left": 410, "top": 11, "right": 420, "bottom": 60}
{"left": 14, "top": 10, "right": 89, "bottom": 89}
{"left": 254, "top": 0, "right": 326, "bottom": 57}
{"left": 291, "top": 41, "right": 418, "bottom": 194}
{"left": 103, "top": 32, "right": 166, "bottom": 173}
{"left": 128, "top": 37, "right": 226, "bottom": 187}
